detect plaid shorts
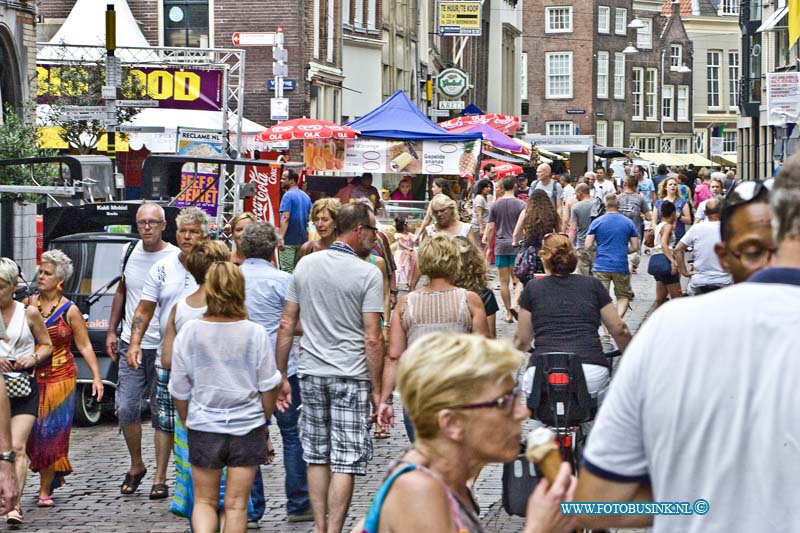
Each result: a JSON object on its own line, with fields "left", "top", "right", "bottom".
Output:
{"left": 298, "top": 375, "right": 372, "bottom": 475}
{"left": 154, "top": 363, "right": 175, "bottom": 433}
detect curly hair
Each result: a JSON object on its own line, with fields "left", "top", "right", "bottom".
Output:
{"left": 520, "top": 189, "right": 561, "bottom": 243}
{"left": 452, "top": 237, "right": 487, "bottom": 292}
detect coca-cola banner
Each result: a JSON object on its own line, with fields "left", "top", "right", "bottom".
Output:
{"left": 244, "top": 151, "right": 283, "bottom": 226}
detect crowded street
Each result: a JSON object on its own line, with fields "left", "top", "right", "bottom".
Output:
{"left": 13, "top": 265, "right": 657, "bottom": 533}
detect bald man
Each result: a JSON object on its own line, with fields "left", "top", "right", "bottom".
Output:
{"left": 674, "top": 197, "right": 732, "bottom": 295}
{"left": 532, "top": 163, "right": 563, "bottom": 213}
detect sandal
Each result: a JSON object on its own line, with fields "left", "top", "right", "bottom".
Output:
{"left": 6, "top": 507, "right": 22, "bottom": 524}
{"left": 37, "top": 495, "right": 55, "bottom": 507}
{"left": 149, "top": 483, "right": 169, "bottom": 500}
{"left": 120, "top": 468, "right": 147, "bottom": 495}
{"left": 373, "top": 428, "right": 391, "bottom": 439}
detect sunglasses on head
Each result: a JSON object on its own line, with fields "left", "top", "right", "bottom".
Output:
{"left": 723, "top": 179, "right": 773, "bottom": 214}
{"left": 543, "top": 232, "right": 569, "bottom": 241}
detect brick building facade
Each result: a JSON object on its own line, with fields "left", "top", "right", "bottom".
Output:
{"left": 1, "top": 0, "right": 38, "bottom": 120}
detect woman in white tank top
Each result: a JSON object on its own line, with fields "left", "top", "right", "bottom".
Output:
{"left": 0, "top": 258, "right": 52, "bottom": 523}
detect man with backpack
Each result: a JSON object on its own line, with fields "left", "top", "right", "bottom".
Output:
{"left": 567, "top": 183, "right": 595, "bottom": 275}
{"left": 584, "top": 194, "right": 640, "bottom": 318}
{"left": 617, "top": 175, "right": 651, "bottom": 273}
{"left": 532, "top": 163, "right": 563, "bottom": 214}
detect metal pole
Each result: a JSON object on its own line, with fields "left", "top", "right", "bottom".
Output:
{"left": 105, "top": 5, "right": 117, "bottom": 176}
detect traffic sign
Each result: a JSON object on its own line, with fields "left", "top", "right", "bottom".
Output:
{"left": 270, "top": 98, "right": 289, "bottom": 121}
{"left": 58, "top": 105, "right": 107, "bottom": 121}
{"left": 117, "top": 126, "right": 166, "bottom": 133}
{"left": 267, "top": 79, "right": 297, "bottom": 92}
{"left": 232, "top": 32, "right": 276, "bottom": 46}
{"left": 117, "top": 100, "right": 160, "bottom": 108}
{"left": 439, "top": 100, "right": 465, "bottom": 110}
{"left": 428, "top": 108, "right": 450, "bottom": 117}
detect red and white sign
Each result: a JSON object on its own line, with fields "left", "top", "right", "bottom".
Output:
{"left": 231, "top": 32, "right": 277, "bottom": 46}
{"left": 243, "top": 151, "right": 282, "bottom": 227}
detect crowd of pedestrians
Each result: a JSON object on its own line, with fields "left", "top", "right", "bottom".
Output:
{"left": 0, "top": 151, "right": 797, "bottom": 533}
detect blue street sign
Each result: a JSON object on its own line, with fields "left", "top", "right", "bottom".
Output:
{"left": 267, "top": 79, "right": 296, "bottom": 92}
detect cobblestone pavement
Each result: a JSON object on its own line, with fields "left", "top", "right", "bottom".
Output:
{"left": 18, "top": 260, "right": 656, "bottom": 532}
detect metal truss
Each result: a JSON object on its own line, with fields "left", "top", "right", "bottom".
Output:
{"left": 36, "top": 43, "right": 247, "bottom": 229}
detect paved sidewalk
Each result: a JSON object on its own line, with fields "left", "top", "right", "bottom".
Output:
{"left": 18, "top": 260, "right": 656, "bottom": 532}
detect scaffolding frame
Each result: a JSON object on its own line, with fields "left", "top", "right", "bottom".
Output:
{"left": 36, "top": 43, "right": 247, "bottom": 228}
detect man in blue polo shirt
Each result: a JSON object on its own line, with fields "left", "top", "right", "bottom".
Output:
{"left": 584, "top": 194, "right": 639, "bottom": 319}
{"left": 278, "top": 169, "right": 312, "bottom": 273}
{"left": 569, "top": 150, "right": 800, "bottom": 533}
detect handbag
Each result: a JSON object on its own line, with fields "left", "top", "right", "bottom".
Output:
{"left": 3, "top": 372, "right": 32, "bottom": 399}
{"left": 647, "top": 253, "right": 672, "bottom": 277}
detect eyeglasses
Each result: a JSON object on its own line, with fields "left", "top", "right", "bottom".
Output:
{"left": 359, "top": 224, "right": 379, "bottom": 232}
{"left": 543, "top": 232, "right": 569, "bottom": 241}
{"left": 723, "top": 179, "right": 773, "bottom": 213}
{"left": 728, "top": 243, "right": 777, "bottom": 268}
{"left": 136, "top": 219, "right": 164, "bottom": 228}
{"left": 450, "top": 388, "right": 521, "bottom": 417}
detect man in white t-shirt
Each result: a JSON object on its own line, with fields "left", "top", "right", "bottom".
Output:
{"left": 571, "top": 160, "right": 800, "bottom": 532}
{"left": 594, "top": 166, "right": 617, "bottom": 199}
{"left": 106, "top": 203, "right": 178, "bottom": 496}
{"left": 126, "top": 207, "right": 208, "bottom": 499}
{"left": 674, "top": 198, "right": 732, "bottom": 294}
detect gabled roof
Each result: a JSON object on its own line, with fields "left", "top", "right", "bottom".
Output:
{"left": 345, "top": 90, "right": 481, "bottom": 141}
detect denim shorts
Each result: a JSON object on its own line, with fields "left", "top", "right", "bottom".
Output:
{"left": 116, "top": 340, "right": 158, "bottom": 427}
{"left": 154, "top": 363, "right": 175, "bottom": 433}
{"left": 298, "top": 375, "right": 372, "bottom": 475}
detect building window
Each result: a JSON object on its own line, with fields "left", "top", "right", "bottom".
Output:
{"left": 707, "top": 51, "right": 721, "bottom": 108}
{"left": 662, "top": 85, "right": 674, "bottom": 120}
{"left": 677, "top": 85, "right": 689, "bottom": 121}
{"left": 728, "top": 51, "right": 739, "bottom": 108}
{"left": 597, "top": 52, "right": 609, "bottom": 98}
{"left": 598, "top": 6, "right": 610, "bottom": 33}
{"left": 342, "top": 0, "right": 351, "bottom": 25}
{"left": 674, "top": 138, "right": 689, "bottom": 153}
{"left": 723, "top": 131, "right": 737, "bottom": 152}
{"left": 613, "top": 121, "right": 625, "bottom": 147}
{"left": 636, "top": 137, "right": 657, "bottom": 152}
{"left": 596, "top": 120, "right": 608, "bottom": 146}
{"left": 645, "top": 68, "right": 657, "bottom": 120}
{"left": 670, "top": 45, "right": 682, "bottom": 68}
{"left": 722, "top": 0, "right": 739, "bottom": 15}
{"left": 545, "top": 7, "right": 573, "bottom": 33}
{"left": 355, "top": 0, "right": 364, "bottom": 29}
{"left": 163, "top": 0, "right": 209, "bottom": 47}
{"left": 615, "top": 8, "right": 627, "bottom": 35}
{"left": 614, "top": 53, "right": 625, "bottom": 99}
{"left": 632, "top": 68, "right": 644, "bottom": 119}
{"left": 545, "top": 52, "right": 573, "bottom": 99}
{"left": 636, "top": 18, "right": 652, "bottom": 50}
{"left": 368, "top": 0, "right": 376, "bottom": 30}
{"left": 546, "top": 121, "right": 574, "bottom": 136}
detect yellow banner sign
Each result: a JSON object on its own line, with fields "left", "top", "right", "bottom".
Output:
{"left": 438, "top": 1, "right": 482, "bottom": 36}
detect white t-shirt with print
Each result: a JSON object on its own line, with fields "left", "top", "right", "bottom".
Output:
{"left": 140, "top": 252, "right": 198, "bottom": 358}
{"left": 120, "top": 241, "right": 179, "bottom": 348}
{"left": 583, "top": 282, "right": 800, "bottom": 532}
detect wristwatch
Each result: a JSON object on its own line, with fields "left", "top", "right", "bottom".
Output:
{"left": 0, "top": 451, "right": 16, "bottom": 463}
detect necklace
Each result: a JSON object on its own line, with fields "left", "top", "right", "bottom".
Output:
{"left": 37, "top": 296, "right": 60, "bottom": 319}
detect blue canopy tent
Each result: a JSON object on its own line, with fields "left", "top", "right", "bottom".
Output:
{"left": 345, "top": 90, "right": 482, "bottom": 142}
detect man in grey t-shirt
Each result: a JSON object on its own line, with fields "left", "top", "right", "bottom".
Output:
{"left": 568, "top": 183, "right": 594, "bottom": 275}
{"left": 276, "top": 203, "right": 386, "bottom": 533}
{"left": 532, "top": 163, "right": 563, "bottom": 213}
{"left": 617, "top": 175, "right": 651, "bottom": 273}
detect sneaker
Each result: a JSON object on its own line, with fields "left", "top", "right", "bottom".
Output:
{"left": 287, "top": 508, "right": 314, "bottom": 522}
{"left": 247, "top": 520, "right": 260, "bottom": 529}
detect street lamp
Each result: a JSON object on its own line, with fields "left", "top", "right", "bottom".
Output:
{"left": 623, "top": 43, "right": 639, "bottom": 54}
{"left": 628, "top": 18, "right": 646, "bottom": 29}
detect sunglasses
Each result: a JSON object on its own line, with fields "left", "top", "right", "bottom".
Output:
{"left": 723, "top": 179, "right": 773, "bottom": 214}
{"left": 359, "top": 224, "right": 379, "bottom": 232}
{"left": 450, "top": 388, "right": 521, "bottom": 416}
{"left": 543, "top": 232, "right": 569, "bottom": 241}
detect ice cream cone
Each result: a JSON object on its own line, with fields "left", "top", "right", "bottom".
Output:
{"left": 525, "top": 427, "right": 563, "bottom": 483}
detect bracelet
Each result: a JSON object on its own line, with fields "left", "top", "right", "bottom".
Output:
{"left": 32, "top": 353, "right": 39, "bottom": 363}
{"left": 383, "top": 399, "right": 393, "bottom": 405}
{"left": 390, "top": 290, "right": 398, "bottom": 295}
